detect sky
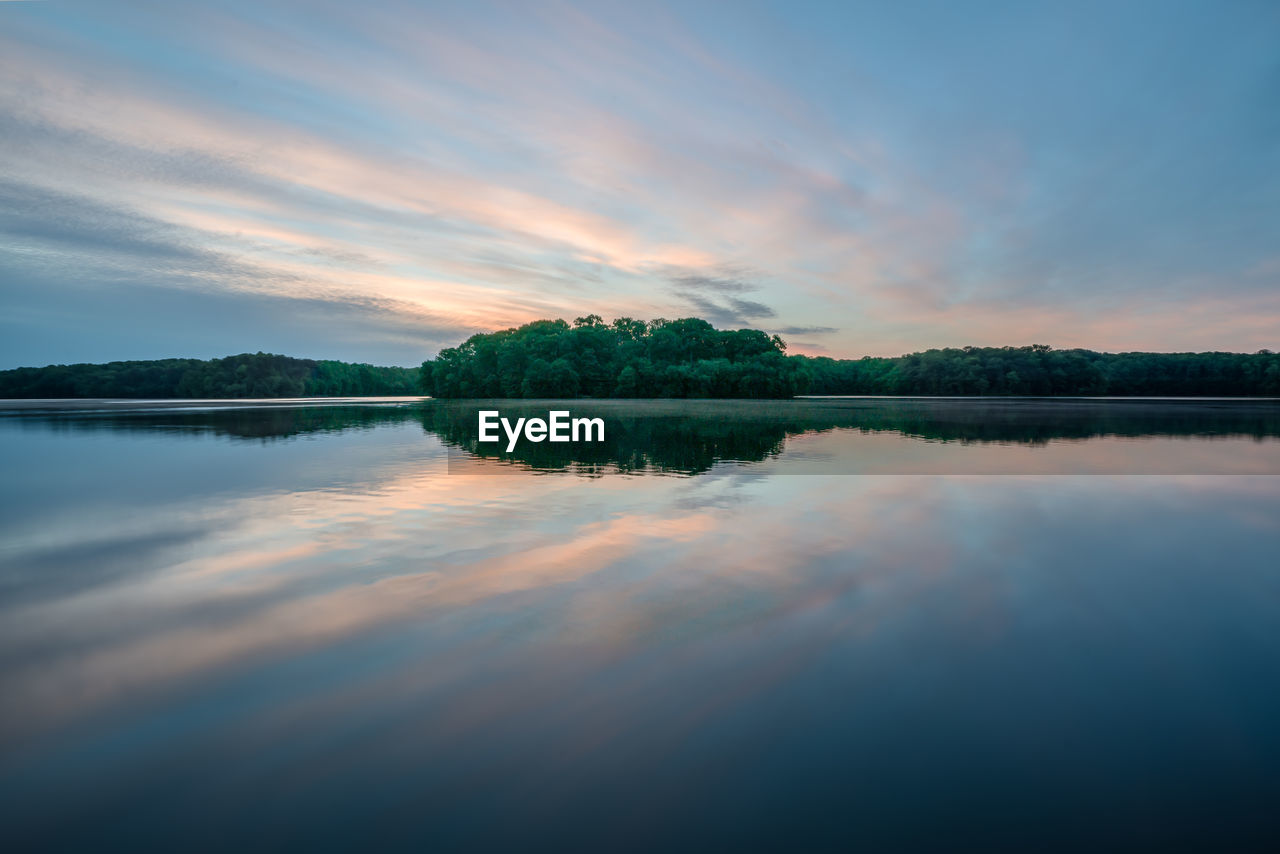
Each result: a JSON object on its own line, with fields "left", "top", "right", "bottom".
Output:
{"left": 1, "top": 0, "right": 1277, "bottom": 367}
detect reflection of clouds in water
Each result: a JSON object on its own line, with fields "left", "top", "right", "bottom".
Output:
{"left": 5, "top": 463, "right": 1277, "bottom": 754}
{"left": 0, "top": 468, "right": 704, "bottom": 739}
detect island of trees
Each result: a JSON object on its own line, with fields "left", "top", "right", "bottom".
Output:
{"left": 423, "top": 316, "right": 804, "bottom": 399}
{"left": 0, "top": 353, "right": 419, "bottom": 398}
{"left": 421, "top": 316, "right": 1280, "bottom": 398}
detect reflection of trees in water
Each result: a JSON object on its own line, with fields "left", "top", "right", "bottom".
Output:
{"left": 4, "top": 405, "right": 415, "bottom": 442}
{"left": 8, "top": 399, "right": 1280, "bottom": 471}
{"left": 421, "top": 399, "right": 1280, "bottom": 473}
{"left": 825, "top": 399, "right": 1280, "bottom": 444}
{"left": 422, "top": 402, "right": 790, "bottom": 474}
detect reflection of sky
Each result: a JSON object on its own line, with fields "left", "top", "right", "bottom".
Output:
{"left": 3, "top": 1, "right": 1279, "bottom": 366}
{"left": 2, "top": 419, "right": 1280, "bottom": 846}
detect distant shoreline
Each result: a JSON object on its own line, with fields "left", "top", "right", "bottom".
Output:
{"left": 420, "top": 317, "right": 1280, "bottom": 399}
{"left": 5, "top": 330, "right": 1279, "bottom": 400}
{"left": 3, "top": 395, "right": 1279, "bottom": 414}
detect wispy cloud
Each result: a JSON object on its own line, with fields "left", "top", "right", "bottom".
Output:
{"left": 667, "top": 271, "right": 779, "bottom": 327}
{"left": 774, "top": 326, "right": 838, "bottom": 336}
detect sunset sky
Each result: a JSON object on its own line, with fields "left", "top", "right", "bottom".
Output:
{"left": 2, "top": 0, "right": 1277, "bottom": 367}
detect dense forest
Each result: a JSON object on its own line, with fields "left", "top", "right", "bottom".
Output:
{"left": 0, "top": 353, "right": 420, "bottom": 398}
{"left": 4, "top": 320, "right": 1276, "bottom": 399}
{"left": 422, "top": 316, "right": 806, "bottom": 398}
{"left": 796, "top": 345, "right": 1280, "bottom": 396}
{"left": 422, "top": 317, "right": 1280, "bottom": 398}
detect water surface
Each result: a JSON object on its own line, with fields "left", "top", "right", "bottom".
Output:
{"left": 2, "top": 398, "right": 1279, "bottom": 850}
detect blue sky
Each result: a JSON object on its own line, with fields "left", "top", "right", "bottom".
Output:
{"left": 2, "top": 0, "right": 1277, "bottom": 366}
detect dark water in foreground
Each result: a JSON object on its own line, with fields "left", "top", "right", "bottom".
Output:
{"left": 2, "top": 398, "right": 1279, "bottom": 850}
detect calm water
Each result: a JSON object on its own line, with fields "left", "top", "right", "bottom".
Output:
{"left": 2, "top": 398, "right": 1279, "bottom": 850}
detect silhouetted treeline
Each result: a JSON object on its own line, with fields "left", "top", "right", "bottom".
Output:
{"left": 422, "top": 316, "right": 805, "bottom": 398}
{"left": 7, "top": 330, "right": 1277, "bottom": 401}
{"left": 422, "top": 319, "right": 1279, "bottom": 399}
{"left": 796, "top": 345, "right": 1280, "bottom": 396}
{"left": 0, "top": 353, "right": 420, "bottom": 398}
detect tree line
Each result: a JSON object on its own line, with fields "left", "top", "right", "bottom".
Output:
{"left": 796, "top": 344, "right": 1280, "bottom": 396}
{"left": 0, "top": 353, "right": 420, "bottom": 398}
{"left": 4, "top": 322, "right": 1276, "bottom": 399}
{"left": 422, "top": 315, "right": 806, "bottom": 399}
{"left": 422, "top": 317, "right": 1280, "bottom": 398}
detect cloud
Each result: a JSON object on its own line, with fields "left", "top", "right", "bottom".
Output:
{"left": 0, "top": 179, "right": 477, "bottom": 366}
{"left": 669, "top": 274, "right": 755, "bottom": 295}
{"left": 774, "top": 326, "right": 839, "bottom": 336}
{"left": 667, "top": 271, "right": 778, "bottom": 327}
{"left": 0, "top": 177, "right": 251, "bottom": 273}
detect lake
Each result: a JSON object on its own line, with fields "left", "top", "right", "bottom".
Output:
{"left": 2, "top": 398, "right": 1279, "bottom": 850}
